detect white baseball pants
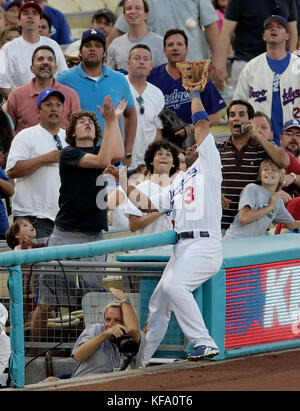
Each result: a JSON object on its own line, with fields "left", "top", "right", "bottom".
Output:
{"left": 140, "top": 237, "right": 223, "bottom": 366}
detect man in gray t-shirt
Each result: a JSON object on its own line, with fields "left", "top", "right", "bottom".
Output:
{"left": 71, "top": 288, "right": 145, "bottom": 378}
{"left": 107, "top": 0, "right": 166, "bottom": 71}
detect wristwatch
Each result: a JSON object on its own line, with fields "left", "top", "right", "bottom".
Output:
{"left": 119, "top": 298, "right": 131, "bottom": 305}
{"left": 125, "top": 153, "right": 132, "bottom": 159}
{"left": 290, "top": 172, "right": 297, "bottom": 183}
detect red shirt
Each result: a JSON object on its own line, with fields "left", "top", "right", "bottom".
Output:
{"left": 6, "top": 78, "right": 80, "bottom": 134}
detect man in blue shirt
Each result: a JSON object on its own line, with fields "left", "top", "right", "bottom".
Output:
{"left": 57, "top": 29, "right": 137, "bottom": 166}
{"left": 147, "top": 29, "right": 226, "bottom": 147}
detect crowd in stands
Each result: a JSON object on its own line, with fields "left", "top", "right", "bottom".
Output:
{"left": 1, "top": 0, "right": 300, "bottom": 384}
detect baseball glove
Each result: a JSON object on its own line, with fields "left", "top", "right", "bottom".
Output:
{"left": 176, "top": 59, "right": 212, "bottom": 92}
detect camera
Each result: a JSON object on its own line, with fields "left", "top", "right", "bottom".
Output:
{"left": 109, "top": 329, "right": 139, "bottom": 357}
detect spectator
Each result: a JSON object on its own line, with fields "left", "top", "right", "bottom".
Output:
{"left": 6, "top": 45, "right": 80, "bottom": 134}
{"left": 36, "top": 97, "right": 126, "bottom": 346}
{"left": 279, "top": 119, "right": 300, "bottom": 197}
{"left": 0, "top": 166, "right": 13, "bottom": 239}
{"left": 107, "top": 0, "right": 220, "bottom": 63}
{"left": 6, "top": 88, "right": 67, "bottom": 239}
{"left": 32, "top": 0, "right": 73, "bottom": 45}
{"left": 107, "top": 0, "right": 166, "bottom": 72}
{"left": 0, "top": 1, "right": 68, "bottom": 99}
{"left": 280, "top": 119, "right": 300, "bottom": 160}
{"left": 71, "top": 287, "right": 145, "bottom": 378}
{"left": 217, "top": 99, "right": 290, "bottom": 234}
{"left": 224, "top": 159, "right": 300, "bottom": 239}
{"left": 57, "top": 29, "right": 137, "bottom": 167}
{"left": 275, "top": 196, "right": 300, "bottom": 234}
{"left": 64, "top": 8, "right": 117, "bottom": 58}
{"left": 126, "top": 44, "right": 164, "bottom": 170}
{"left": 0, "top": 25, "right": 20, "bottom": 47}
{"left": 233, "top": 16, "right": 300, "bottom": 146}
{"left": 127, "top": 139, "right": 179, "bottom": 245}
{"left": 253, "top": 112, "right": 300, "bottom": 198}
{"left": 213, "top": 0, "right": 298, "bottom": 91}
{"left": 147, "top": 28, "right": 226, "bottom": 147}
{"left": 3, "top": 0, "right": 20, "bottom": 27}
{"left": 39, "top": 12, "right": 51, "bottom": 38}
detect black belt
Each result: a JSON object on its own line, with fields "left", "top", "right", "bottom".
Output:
{"left": 177, "top": 231, "right": 209, "bottom": 240}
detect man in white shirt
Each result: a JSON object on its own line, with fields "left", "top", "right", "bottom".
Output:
{"left": 6, "top": 87, "right": 67, "bottom": 239}
{"left": 126, "top": 44, "right": 165, "bottom": 169}
{"left": 0, "top": 1, "right": 68, "bottom": 99}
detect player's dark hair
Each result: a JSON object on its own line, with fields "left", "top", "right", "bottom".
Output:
{"left": 163, "top": 28, "right": 188, "bottom": 48}
{"left": 226, "top": 99, "right": 255, "bottom": 120}
{"left": 144, "top": 139, "right": 179, "bottom": 176}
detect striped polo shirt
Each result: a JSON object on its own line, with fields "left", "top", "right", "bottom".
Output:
{"left": 217, "top": 137, "right": 267, "bottom": 230}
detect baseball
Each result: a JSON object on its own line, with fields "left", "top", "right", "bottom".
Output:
{"left": 185, "top": 18, "right": 197, "bottom": 30}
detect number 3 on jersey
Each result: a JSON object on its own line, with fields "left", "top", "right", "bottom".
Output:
{"left": 184, "top": 186, "right": 194, "bottom": 204}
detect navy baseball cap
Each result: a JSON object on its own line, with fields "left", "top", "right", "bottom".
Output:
{"left": 36, "top": 88, "right": 65, "bottom": 107}
{"left": 18, "top": 1, "right": 43, "bottom": 18}
{"left": 80, "top": 28, "right": 106, "bottom": 48}
{"left": 4, "top": 1, "right": 22, "bottom": 12}
{"left": 264, "top": 15, "right": 288, "bottom": 32}
{"left": 282, "top": 119, "right": 300, "bottom": 132}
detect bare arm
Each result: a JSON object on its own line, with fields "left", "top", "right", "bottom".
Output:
{"left": 7, "top": 150, "right": 61, "bottom": 179}
{"left": 238, "top": 192, "right": 281, "bottom": 226}
{"left": 249, "top": 122, "right": 290, "bottom": 169}
{"left": 104, "top": 165, "right": 158, "bottom": 213}
{"left": 123, "top": 105, "right": 137, "bottom": 156}
{"left": 287, "top": 21, "right": 298, "bottom": 52}
{"left": 129, "top": 212, "right": 164, "bottom": 232}
{"left": 204, "top": 21, "right": 220, "bottom": 60}
{"left": 0, "top": 178, "right": 14, "bottom": 196}
{"left": 212, "top": 19, "right": 237, "bottom": 91}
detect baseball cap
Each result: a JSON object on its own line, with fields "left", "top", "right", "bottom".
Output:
{"left": 36, "top": 88, "right": 65, "bottom": 107}
{"left": 80, "top": 28, "right": 106, "bottom": 49}
{"left": 282, "top": 118, "right": 300, "bottom": 132}
{"left": 92, "top": 8, "right": 116, "bottom": 24}
{"left": 18, "top": 1, "right": 43, "bottom": 19}
{"left": 4, "top": 0, "right": 22, "bottom": 12}
{"left": 264, "top": 15, "right": 288, "bottom": 32}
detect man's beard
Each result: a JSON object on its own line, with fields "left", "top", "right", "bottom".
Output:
{"left": 287, "top": 145, "right": 300, "bottom": 158}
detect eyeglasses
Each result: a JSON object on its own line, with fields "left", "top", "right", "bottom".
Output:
{"left": 136, "top": 96, "right": 145, "bottom": 115}
{"left": 283, "top": 130, "right": 300, "bottom": 138}
{"left": 53, "top": 134, "right": 63, "bottom": 150}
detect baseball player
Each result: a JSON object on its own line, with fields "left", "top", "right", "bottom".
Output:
{"left": 105, "top": 85, "right": 223, "bottom": 363}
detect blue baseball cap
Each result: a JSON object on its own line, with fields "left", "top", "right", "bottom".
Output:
{"left": 282, "top": 118, "right": 300, "bottom": 132}
{"left": 264, "top": 15, "right": 288, "bottom": 32}
{"left": 80, "top": 28, "right": 106, "bottom": 49}
{"left": 36, "top": 88, "right": 65, "bottom": 108}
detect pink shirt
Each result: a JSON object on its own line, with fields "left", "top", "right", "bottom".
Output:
{"left": 6, "top": 79, "right": 81, "bottom": 134}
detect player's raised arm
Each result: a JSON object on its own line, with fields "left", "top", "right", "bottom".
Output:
{"left": 190, "top": 88, "right": 210, "bottom": 147}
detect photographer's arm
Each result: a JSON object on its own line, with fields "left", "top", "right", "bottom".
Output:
{"left": 110, "top": 288, "right": 141, "bottom": 344}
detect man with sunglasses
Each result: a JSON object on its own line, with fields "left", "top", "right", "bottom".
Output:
{"left": 6, "top": 88, "right": 67, "bottom": 240}
{"left": 126, "top": 44, "right": 165, "bottom": 170}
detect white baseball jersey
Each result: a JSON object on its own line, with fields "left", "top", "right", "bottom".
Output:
{"left": 158, "top": 132, "right": 223, "bottom": 240}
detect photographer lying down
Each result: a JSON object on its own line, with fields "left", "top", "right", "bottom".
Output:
{"left": 71, "top": 287, "right": 145, "bottom": 378}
